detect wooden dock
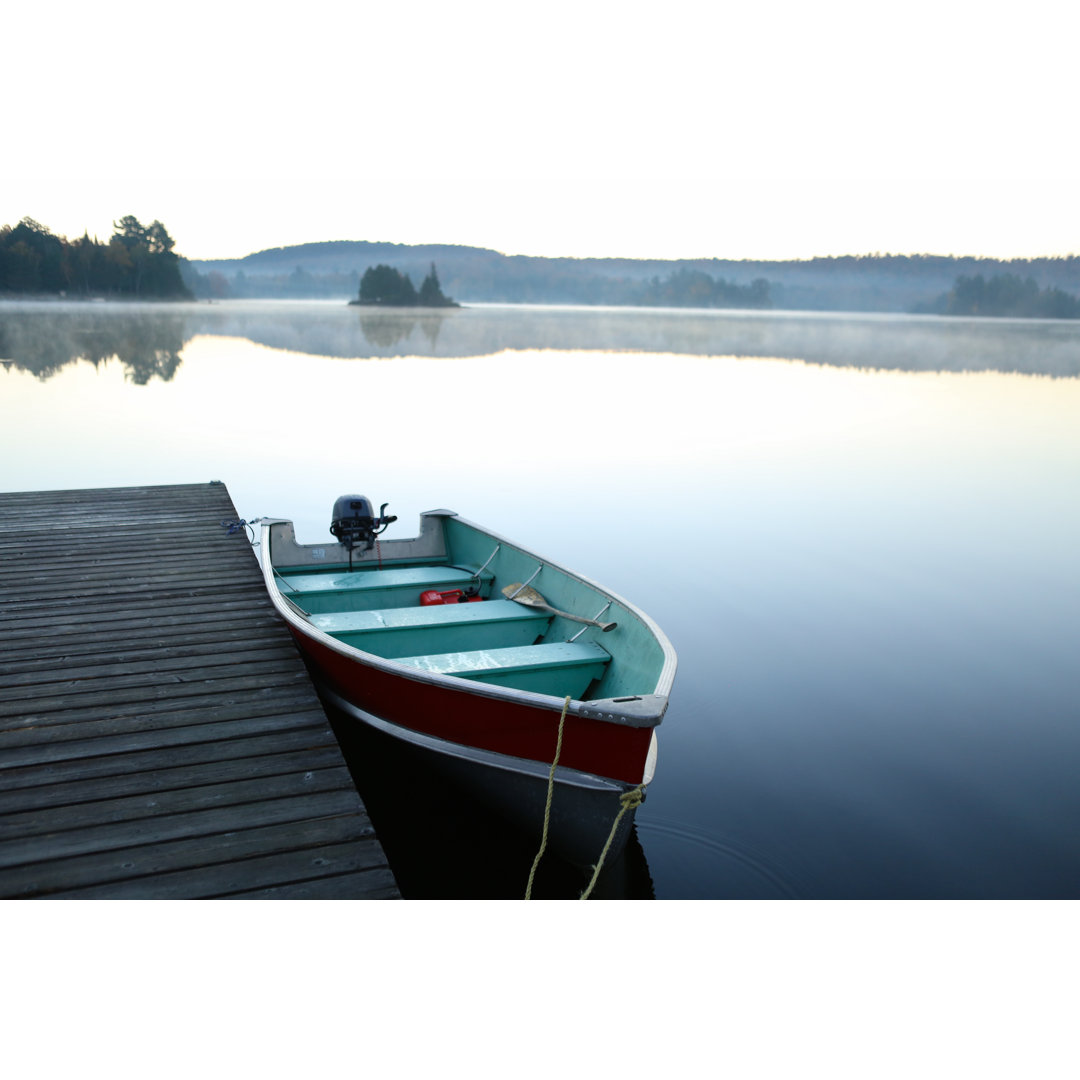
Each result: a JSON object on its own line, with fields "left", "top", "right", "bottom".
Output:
{"left": 0, "top": 482, "right": 399, "bottom": 899}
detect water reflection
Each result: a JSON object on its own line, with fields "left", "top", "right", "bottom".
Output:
{"left": 0, "top": 304, "right": 186, "bottom": 384}
{"left": 329, "top": 706, "right": 656, "bottom": 899}
{"left": 357, "top": 311, "right": 447, "bottom": 350}
{"left": 3, "top": 298, "right": 1078, "bottom": 898}
{"left": 3, "top": 300, "right": 1080, "bottom": 380}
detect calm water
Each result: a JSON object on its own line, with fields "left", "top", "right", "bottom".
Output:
{"left": 3, "top": 299, "right": 1079, "bottom": 898}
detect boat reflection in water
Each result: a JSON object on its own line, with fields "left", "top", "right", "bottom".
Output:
{"left": 330, "top": 706, "right": 656, "bottom": 900}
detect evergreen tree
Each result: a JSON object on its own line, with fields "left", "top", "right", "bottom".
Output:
{"left": 419, "top": 262, "right": 453, "bottom": 306}
{"left": 2, "top": 218, "right": 66, "bottom": 292}
{"left": 938, "top": 273, "right": 1080, "bottom": 318}
{"left": 0, "top": 214, "right": 191, "bottom": 298}
{"left": 357, "top": 264, "right": 419, "bottom": 305}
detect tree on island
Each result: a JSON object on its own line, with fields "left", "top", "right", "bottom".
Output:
{"left": 352, "top": 262, "right": 458, "bottom": 307}
{"left": 419, "top": 263, "right": 451, "bottom": 305}
{"left": 357, "top": 264, "right": 417, "bottom": 305}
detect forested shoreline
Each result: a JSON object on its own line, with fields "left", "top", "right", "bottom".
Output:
{"left": 5, "top": 217, "right": 1080, "bottom": 318}
{"left": 918, "top": 273, "right": 1080, "bottom": 318}
{"left": 185, "top": 242, "right": 1080, "bottom": 317}
{"left": 0, "top": 216, "right": 190, "bottom": 298}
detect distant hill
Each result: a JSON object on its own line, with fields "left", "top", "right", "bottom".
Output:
{"left": 182, "top": 241, "right": 1080, "bottom": 314}
{"left": 194, "top": 240, "right": 488, "bottom": 277}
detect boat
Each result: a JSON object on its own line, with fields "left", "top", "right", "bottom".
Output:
{"left": 259, "top": 496, "right": 677, "bottom": 869}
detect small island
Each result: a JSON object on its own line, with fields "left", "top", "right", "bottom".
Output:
{"left": 349, "top": 263, "right": 459, "bottom": 308}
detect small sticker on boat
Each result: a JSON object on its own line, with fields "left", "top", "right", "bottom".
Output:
{"left": 312, "top": 548, "right": 326, "bottom": 559}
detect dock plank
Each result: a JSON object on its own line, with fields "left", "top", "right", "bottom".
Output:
{"left": 0, "top": 745, "right": 351, "bottom": 814}
{"left": 0, "top": 814, "right": 377, "bottom": 898}
{"left": 222, "top": 867, "right": 401, "bottom": 900}
{"left": 46, "top": 839, "right": 395, "bottom": 900}
{"left": 2, "top": 704, "right": 330, "bottom": 765}
{"left": 0, "top": 482, "right": 399, "bottom": 899}
{"left": 0, "top": 765, "right": 358, "bottom": 846}
{"left": 0, "top": 726, "right": 344, "bottom": 796}
{"left": 0, "top": 787, "right": 368, "bottom": 872}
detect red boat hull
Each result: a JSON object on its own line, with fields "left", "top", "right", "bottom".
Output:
{"left": 289, "top": 627, "right": 654, "bottom": 786}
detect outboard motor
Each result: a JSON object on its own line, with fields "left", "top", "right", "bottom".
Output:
{"left": 329, "top": 495, "right": 397, "bottom": 566}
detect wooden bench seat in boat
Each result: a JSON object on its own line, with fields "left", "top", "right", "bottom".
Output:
{"left": 310, "top": 599, "right": 550, "bottom": 658}
{"left": 395, "top": 641, "right": 611, "bottom": 697}
{"left": 277, "top": 565, "right": 493, "bottom": 614}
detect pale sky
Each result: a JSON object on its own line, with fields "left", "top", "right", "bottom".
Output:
{"left": 5, "top": 0, "right": 1078, "bottom": 263}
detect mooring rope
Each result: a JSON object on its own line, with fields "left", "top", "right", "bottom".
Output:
{"left": 524, "top": 695, "right": 571, "bottom": 900}
{"left": 524, "top": 697, "right": 647, "bottom": 900}
{"left": 220, "top": 518, "right": 254, "bottom": 541}
{"left": 221, "top": 516, "right": 266, "bottom": 544}
{"left": 579, "top": 785, "right": 645, "bottom": 900}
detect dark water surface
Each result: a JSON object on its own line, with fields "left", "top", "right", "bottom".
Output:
{"left": 3, "top": 299, "right": 1079, "bottom": 898}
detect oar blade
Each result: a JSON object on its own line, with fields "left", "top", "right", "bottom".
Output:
{"left": 502, "top": 583, "right": 547, "bottom": 608}
{"left": 503, "top": 582, "right": 617, "bottom": 631}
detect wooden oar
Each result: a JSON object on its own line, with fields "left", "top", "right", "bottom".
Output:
{"left": 502, "top": 583, "right": 617, "bottom": 632}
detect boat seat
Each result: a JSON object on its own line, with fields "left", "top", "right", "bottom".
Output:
{"left": 394, "top": 641, "right": 611, "bottom": 698}
{"left": 311, "top": 599, "right": 550, "bottom": 658}
{"left": 278, "top": 565, "right": 493, "bottom": 614}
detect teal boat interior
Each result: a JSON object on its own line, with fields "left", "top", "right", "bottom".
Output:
{"left": 264, "top": 504, "right": 674, "bottom": 706}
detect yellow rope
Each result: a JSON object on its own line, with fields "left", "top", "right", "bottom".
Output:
{"left": 524, "top": 695, "right": 571, "bottom": 900}
{"left": 523, "top": 697, "right": 647, "bottom": 900}
{"left": 579, "top": 785, "right": 645, "bottom": 900}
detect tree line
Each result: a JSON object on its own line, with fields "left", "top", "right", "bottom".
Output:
{"left": 633, "top": 269, "right": 771, "bottom": 308}
{"left": 0, "top": 216, "right": 190, "bottom": 298}
{"left": 10, "top": 221, "right": 1076, "bottom": 319}
{"left": 187, "top": 242, "right": 1080, "bottom": 313}
{"left": 192, "top": 258, "right": 772, "bottom": 310}
{"left": 919, "top": 273, "right": 1080, "bottom": 318}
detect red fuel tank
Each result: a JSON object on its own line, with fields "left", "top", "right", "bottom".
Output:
{"left": 419, "top": 589, "right": 483, "bottom": 606}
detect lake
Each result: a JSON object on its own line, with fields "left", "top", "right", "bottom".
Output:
{"left": 2, "top": 299, "right": 1079, "bottom": 898}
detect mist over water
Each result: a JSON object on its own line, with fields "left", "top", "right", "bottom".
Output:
{"left": 4, "top": 299, "right": 1080, "bottom": 378}
{"left": 3, "top": 299, "right": 1078, "bottom": 898}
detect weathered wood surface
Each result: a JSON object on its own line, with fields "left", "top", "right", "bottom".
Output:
{"left": 0, "top": 483, "right": 399, "bottom": 899}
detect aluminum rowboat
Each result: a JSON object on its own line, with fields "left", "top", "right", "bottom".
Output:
{"left": 260, "top": 501, "right": 677, "bottom": 868}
